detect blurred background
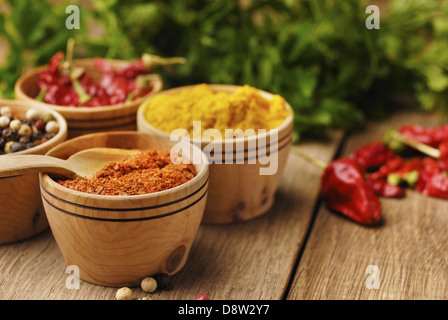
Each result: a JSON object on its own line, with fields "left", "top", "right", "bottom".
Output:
{"left": 1, "top": 0, "right": 448, "bottom": 141}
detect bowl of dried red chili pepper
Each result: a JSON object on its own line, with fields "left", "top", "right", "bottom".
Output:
{"left": 0, "top": 99, "right": 67, "bottom": 244}
{"left": 39, "top": 131, "right": 209, "bottom": 287}
{"left": 14, "top": 51, "right": 167, "bottom": 139}
{"left": 137, "top": 84, "right": 294, "bottom": 224}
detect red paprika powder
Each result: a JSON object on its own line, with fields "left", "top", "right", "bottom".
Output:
{"left": 58, "top": 150, "right": 196, "bottom": 196}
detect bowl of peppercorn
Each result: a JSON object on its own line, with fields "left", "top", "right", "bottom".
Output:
{"left": 14, "top": 51, "right": 168, "bottom": 139}
{"left": 39, "top": 131, "right": 209, "bottom": 287}
{"left": 0, "top": 99, "right": 67, "bottom": 244}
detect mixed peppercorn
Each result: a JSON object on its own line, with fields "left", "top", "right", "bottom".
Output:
{"left": 0, "top": 106, "right": 59, "bottom": 155}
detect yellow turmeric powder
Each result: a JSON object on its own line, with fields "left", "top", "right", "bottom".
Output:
{"left": 142, "top": 84, "right": 291, "bottom": 139}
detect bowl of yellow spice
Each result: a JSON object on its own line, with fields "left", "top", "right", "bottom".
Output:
{"left": 137, "top": 84, "right": 293, "bottom": 224}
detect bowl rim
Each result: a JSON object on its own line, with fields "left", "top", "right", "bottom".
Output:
{"left": 0, "top": 98, "right": 68, "bottom": 156}
{"left": 40, "top": 131, "right": 210, "bottom": 202}
{"left": 137, "top": 83, "right": 294, "bottom": 145}
{"left": 14, "top": 58, "right": 163, "bottom": 113}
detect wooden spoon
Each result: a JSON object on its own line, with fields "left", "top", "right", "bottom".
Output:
{"left": 0, "top": 148, "right": 139, "bottom": 179}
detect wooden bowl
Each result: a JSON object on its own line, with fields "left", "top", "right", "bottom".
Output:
{"left": 14, "top": 59, "right": 163, "bottom": 139}
{"left": 39, "top": 131, "right": 209, "bottom": 287}
{"left": 137, "top": 84, "right": 294, "bottom": 224}
{"left": 0, "top": 99, "right": 67, "bottom": 244}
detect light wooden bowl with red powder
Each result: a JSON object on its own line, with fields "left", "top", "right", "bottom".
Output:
{"left": 39, "top": 131, "right": 209, "bottom": 287}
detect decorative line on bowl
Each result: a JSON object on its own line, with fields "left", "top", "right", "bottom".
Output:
{"left": 41, "top": 188, "right": 208, "bottom": 222}
{"left": 206, "top": 127, "right": 293, "bottom": 155}
{"left": 0, "top": 174, "right": 22, "bottom": 180}
{"left": 208, "top": 137, "right": 292, "bottom": 163}
{"left": 67, "top": 119, "right": 137, "bottom": 131}
{"left": 65, "top": 112, "right": 137, "bottom": 123}
{"left": 40, "top": 177, "right": 209, "bottom": 212}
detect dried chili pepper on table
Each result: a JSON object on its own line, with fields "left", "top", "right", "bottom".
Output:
{"left": 369, "top": 156, "right": 404, "bottom": 180}
{"left": 385, "top": 157, "right": 423, "bottom": 187}
{"left": 320, "top": 158, "right": 382, "bottom": 225}
{"left": 430, "top": 124, "right": 448, "bottom": 147}
{"left": 293, "top": 149, "right": 382, "bottom": 225}
{"left": 349, "top": 141, "right": 394, "bottom": 172}
{"left": 398, "top": 124, "right": 438, "bottom": 147}
{"left": 414, "top": 157, "right": 448, "bottom": 199}
{"left": 382, "top": 128, "right": 448, "bottom": 200}
{"left": 365, "top": 178, "right": 405, "bottom": 198}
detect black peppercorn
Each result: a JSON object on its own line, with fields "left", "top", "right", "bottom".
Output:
{"left": 10, "top": 142, "right": 27, "bottom": 153}
{"left": 19, "top": 136, "right": 30, "bottom": 144}
{"left": 2, "top": 128, "right": 18, "bottom": 142}
{"left": 152, "top": 273, "right": 173, "bottom": 290}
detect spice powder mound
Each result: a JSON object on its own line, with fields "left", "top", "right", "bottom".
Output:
{"left": 58, "top": 150, "right": 196, "bottom": 196}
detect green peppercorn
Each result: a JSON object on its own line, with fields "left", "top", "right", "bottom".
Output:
{"left": 4, "top": 141, "right": 15, "bottom": 153}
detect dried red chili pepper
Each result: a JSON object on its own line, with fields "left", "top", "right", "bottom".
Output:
{"left": 438, "top": 139, "right": 448, "bottom": 156}
{"left": 431, "top": 124, "right": 448, "bottom": 146}
{"left": 369, "top": 156, "right": 404, "bottom": 180}
{"left": 349, "top": 141, "right": 394, "bottom": 172}
{"left": 385, "top": 157, "right": 423, "bottom": 187}
{"left": 416, "top": 165, "right": 448, "bottom": 200}
{"left": 365, "top": 178, "right": 405, "bottom": 198}
{"left": 398, "top": 124, "right": 437, "bottom": 147}
{"left": 38, "top": 51, "right": 81, "bottom": 106}
{"left": 37, "top": 51, "right": 182, "bottom": 107}
{"left": 414, "top": 157, "right": 448, "bottom": 197}
{"left": 320, "top": 158, "right": 382, "bottom": 225}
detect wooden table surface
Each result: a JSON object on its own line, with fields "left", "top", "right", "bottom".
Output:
{"left": 0, "top": 111, "right": 447, "bottom": 300}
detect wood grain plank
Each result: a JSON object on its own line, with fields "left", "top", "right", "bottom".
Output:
{"left": 288, "top": 111, "right": 448, "bottom": 300}
{"left": 0, "top": 132, "right": 343, "bottom": 300}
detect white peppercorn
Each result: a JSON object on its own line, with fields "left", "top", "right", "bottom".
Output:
{"left": 25, "top": 108, "right": 40, "bottom": 121}
{"left": 41, "top": 112, "right": 54, "bottom": 123}
{"left": 18, "top": 124, "right": 32, "bottom": 138}
{"left": 9, "top": 119, "right": 21, "bottom": 131}
{"left": 115, "top": 287, "right": 133, "bottom": 300}
{"left": 45, "top": 121, "right": 59, "bottom": 134}
{"left": 0, "top": 106, "right": 12, "bottom": 117}
{"left": 140, "top": 277, "right": 157, "bottom": 293}
{"left": 0, "top": 115, "right": 10, "bottom": 128}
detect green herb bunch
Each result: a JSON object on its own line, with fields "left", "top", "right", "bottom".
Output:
{"left": 1, "top": 0, "right": 448, "bottom": 141}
